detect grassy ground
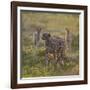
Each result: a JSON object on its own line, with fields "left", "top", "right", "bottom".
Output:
{"left": 21, "top": 37, "right": 79, "bottom": 78}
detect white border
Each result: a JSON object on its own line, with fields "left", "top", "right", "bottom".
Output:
{"left": 17, "top": 7, "right": 84, "bottom": 84}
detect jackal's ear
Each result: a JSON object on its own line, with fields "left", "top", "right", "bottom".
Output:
{"left": 65, "top": 27, "right": 69, "bottom": 32}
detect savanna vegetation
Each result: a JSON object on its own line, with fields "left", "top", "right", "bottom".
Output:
{"left": 20, "top": 11, "right": 79, "bottom": 78}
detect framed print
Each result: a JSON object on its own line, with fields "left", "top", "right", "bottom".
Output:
{"left": 11, "top": 1, "right": 88, "bottom": 89}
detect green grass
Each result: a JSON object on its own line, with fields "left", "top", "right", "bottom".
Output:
{"left": 21, "top": 44, "right": 79, "bottom": 78}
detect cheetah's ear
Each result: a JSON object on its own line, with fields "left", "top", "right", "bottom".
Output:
{"left": 48, "top": 33, "right": 51, "bottom": 37}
